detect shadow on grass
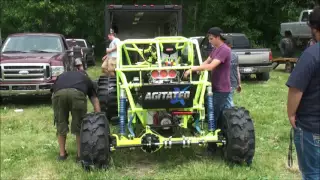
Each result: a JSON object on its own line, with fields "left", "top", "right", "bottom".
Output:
{"left": 41, "top": 141, "right": 226, "bottom": 172}
{"left": 273, "top": 68, "right": 290, "bottom": 73}
{"left": 108, "top": 145, "right": 226, "bottom": 170}
{"left": 241, "top": 76, "right": 267, "bottom": 84}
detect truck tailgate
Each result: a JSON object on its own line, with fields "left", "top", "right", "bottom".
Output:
{"left": 233, "top": 49, "right": 271, "bottom": 65}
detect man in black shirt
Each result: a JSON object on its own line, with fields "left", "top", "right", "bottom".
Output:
{"left": 52, "top": 67, "right": 100, "bottom": 161}
{"left": 286, "top": 6, "right": 320, "bottom": 180}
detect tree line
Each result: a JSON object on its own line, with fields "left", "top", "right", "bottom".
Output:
{"left": 1, "top": 0, "right": 319, "bottom": 55}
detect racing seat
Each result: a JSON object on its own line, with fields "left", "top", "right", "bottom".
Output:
{"left": 161, "top": 44, "right": 182, "bottom": 65}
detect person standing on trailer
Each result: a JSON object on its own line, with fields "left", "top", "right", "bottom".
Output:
{"left": 101, "top": 30, "right": 120, "bottom": 77}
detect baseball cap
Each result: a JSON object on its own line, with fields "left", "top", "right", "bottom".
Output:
{"left": 207, "top": 27, "right": 227, "bottom": 40}
{"left": 75, "top": 58, "right": 83, "bottom": 66}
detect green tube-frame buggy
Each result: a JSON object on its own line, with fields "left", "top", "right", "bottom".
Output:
{"left": 79, "top": 36, "right": 255, "bottom": 170}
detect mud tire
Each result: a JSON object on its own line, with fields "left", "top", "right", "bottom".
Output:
{"left": 80, "top": 112, "right": 111, "bottom": 171}
{"left": 280, "top": 37, "right": 294, "bottom": 57}
{"left": 221, "top": 107, "right": 255, "bottom": 165}
{"left": 97, "top": 76, "right": 118, "bottom": 124}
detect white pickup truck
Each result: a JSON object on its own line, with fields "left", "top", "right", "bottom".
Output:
{"left": 280, "top": 9, "right": 312, "bottom": 40}
{"left": 279, "top": 9, "right": 313, "bottom": 56}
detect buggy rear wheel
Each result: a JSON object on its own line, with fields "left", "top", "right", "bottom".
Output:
{"left": 97, "top": 76, "right": 118, "bottom": 124}
{"left": 221, "top": 107, "right": 255, "bottom": 165}
{"left": 80, "top": 112, "right": 111, "bottom": 170}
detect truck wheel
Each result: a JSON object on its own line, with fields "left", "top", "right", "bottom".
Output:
{"left": 97, "top": 76, "right": 118, "bottom": 125}
{"left": 221, "top": 107, "right": 255, "bottom": 165}
{"left": 80, "top": 112, "right": 111, "bottom": 170}
{"left": 91, "top": 56, "right": 96, "bottom": 66}
{"left": 279, "top": 37, "right": 294, "bottom": 57}
{"left": 82, "top": 58, "right": 88, "bottom": 70}
{"left": 256, "top": 72, "right": 269, "bottom": 81}
{"left": 285, "top": 62, "right": 295, "bottom": 73}
{"left": 86, "top": 55, "right": 95, "bottom": 66}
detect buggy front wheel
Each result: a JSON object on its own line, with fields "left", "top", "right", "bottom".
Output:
{"left": 80, "top": 112, "right": 111, "bottom": 170}
{"left": 221, "top": 107, "right": 255, "bottom": 165}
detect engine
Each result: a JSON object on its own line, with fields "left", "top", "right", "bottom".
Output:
{"left": 147, "top": 111, "right": 180, "bottom": 136}
{"left": 148, "top": 44, "right": 182, "bottom": 84}
{"left": 148, "top": 69, "right": 179, "bottom": 84}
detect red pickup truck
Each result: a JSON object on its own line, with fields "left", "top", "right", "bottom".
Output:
{"left": 0, "top": 33, "right": 71, "bottom": 98}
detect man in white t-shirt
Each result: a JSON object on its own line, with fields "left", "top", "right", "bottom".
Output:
{"left": 101, "top": 32, "right": 120, "bottom": 77}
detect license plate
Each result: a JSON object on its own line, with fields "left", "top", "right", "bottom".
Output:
{"left": 12, "top": 85, "right": 36, "bottom": 90}
{"left": 243, "top": 67, "right": 253, "bottom": 73}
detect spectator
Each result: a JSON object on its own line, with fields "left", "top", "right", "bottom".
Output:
{"left": 225, "top": 39, "right": 241, "bottom": 107}
{"left": 101, "top": 30, "right": 120, "bottom": 77}
{"left": 184, "top": 27, "right": 231, "bottom": 154}
{"left": 286, "top": 6, "right": 320, "bottom": 180}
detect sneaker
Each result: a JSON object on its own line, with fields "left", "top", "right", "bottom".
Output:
{"left": 57, "top": 151, "right": 68, "bottom": 161}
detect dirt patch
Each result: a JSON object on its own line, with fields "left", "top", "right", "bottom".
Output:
{"left": 283, "top": 157, "right": 300, "bottom": 175}
{"left": 121, "top": 159, "right": 157, "bottom": 178}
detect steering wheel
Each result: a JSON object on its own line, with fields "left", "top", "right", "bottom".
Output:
{"left": 142, "top": 44, "right": 157, "bottom": 64}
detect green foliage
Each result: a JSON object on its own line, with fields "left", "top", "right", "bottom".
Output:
{"left": 0, "top": 0, "right": 317, "bottom": 53}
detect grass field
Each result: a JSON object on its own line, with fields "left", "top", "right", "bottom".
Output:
{"left": 0, "top": 63, "right": 302, "bottom": 180}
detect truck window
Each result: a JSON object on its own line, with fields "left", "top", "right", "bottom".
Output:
{"left": 301, "top": 12, "right": 309, "bottom": 22}
{"left": 1, "top": 35, "right": 63, "bottom": 53}
{"left": 67, "top": 40, "right": 87, "bottom": 48}
{"left": 231, "top": 35, "right": 250, "bottom": 49}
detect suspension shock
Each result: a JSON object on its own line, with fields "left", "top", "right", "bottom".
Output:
{"left": 206, "top": 86, "right": 215, "bottom": 131}
{"left": 119, "top": 89, "right": 127, "bottom": 136}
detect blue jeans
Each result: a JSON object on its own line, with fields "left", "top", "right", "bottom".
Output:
{"left": 207, "top": 91, "right": 230, "bottom": 152}
{"left": 225, "top": 88, "right": 235, "bottom": 108}
{"left": 294, "top": 126, "right": 320, "bottom": 180}
{"left": 213, "top": 91, "right": 230, "bottom": 128}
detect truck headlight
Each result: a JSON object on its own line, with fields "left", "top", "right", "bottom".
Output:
{"left": 51, "top": 66, "right": 64, "bottom": 76}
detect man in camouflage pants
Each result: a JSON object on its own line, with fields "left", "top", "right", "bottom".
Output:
{"left": 52, "top": 63, "right": 100, "bottom": 162}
